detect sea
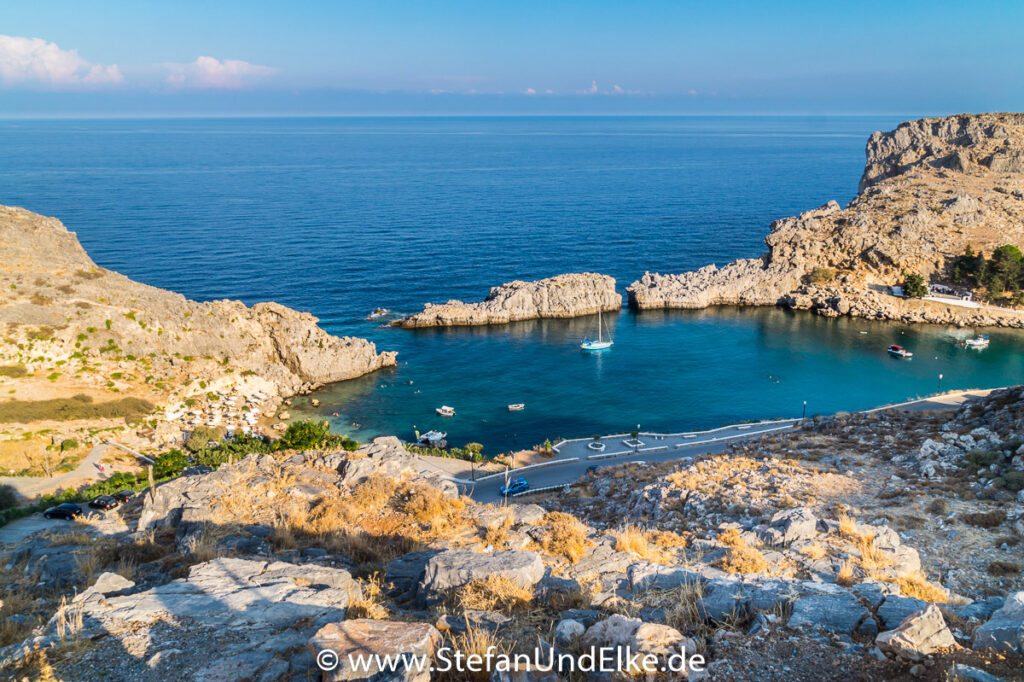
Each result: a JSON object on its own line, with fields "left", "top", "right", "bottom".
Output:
{"left": 4, "top": 115, "right": 1024, "bottom": 453}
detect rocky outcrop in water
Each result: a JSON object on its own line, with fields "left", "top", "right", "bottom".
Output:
{"left": 394, "top": 273, "right": 621, "bottom": 327}
{"left": 628, "top": 113, "right": 1024, "bottom": 327}
{"left": 0, "top": 205, "right": 396, "bottom": 394}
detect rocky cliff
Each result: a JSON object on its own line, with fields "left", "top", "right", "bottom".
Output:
{"left": 394, "top": 272, "right": 622, "bottom": 327}
{"left": 0, "top": 205, "right": 396, "bottom": 395}
{"left": 628, "top": 113, "right": 1024, "bottom": 326}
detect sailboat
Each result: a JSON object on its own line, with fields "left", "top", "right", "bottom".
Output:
{"left": 580, "top": 310, "right": 613, "bottom": 351}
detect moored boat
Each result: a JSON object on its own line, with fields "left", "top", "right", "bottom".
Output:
{"left": 963, "top": 335, "right": 990, "bottom": 349}
{"left": 507, "top": 403, "right": 525, "bottom": 411}
{"left": 887, "top": 344, "right": 913, "bottom": 358}
{"left": 580, "top": 309, "right": 614, "bottom": 351}
{"left": 419, "top": 430, "right": 447, "bottom": 445}
{"left": 436, "top": 405, "right": 456, "bottom": 416}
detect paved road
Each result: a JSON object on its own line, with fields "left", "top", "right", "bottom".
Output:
{"left": 0, "top": 444, "right": 111, "bottom": 500}
{"left": 465, "top": 420, "right": 798, "bottom": 504}
{"left": 463, "top": 389, "right": 996, "bottom": 504}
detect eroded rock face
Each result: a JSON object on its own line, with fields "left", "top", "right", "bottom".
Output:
{"left": 0, "top": 204, "right": 396, "bottom": 395}
{"left": 627, "top": 113, "right": 1024, "bottom": 329}
{"left": 395, "top": 273, "right": 622, "bottom": 327}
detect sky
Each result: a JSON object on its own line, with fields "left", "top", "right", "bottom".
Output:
{"left": 1, "top": 0, "right": 1022, "bottom": 117}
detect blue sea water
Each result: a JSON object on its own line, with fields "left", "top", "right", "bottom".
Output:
{"left": 4, "top": 116, "right": 1024, "bottom": 453}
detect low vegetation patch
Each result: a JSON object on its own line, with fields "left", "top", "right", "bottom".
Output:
{"left": 538, "top": 511, "right": 591, "bottom": 564}
{"left": 0, "top": 365, "right": 27, "bottom": 378}
{"left": 961, "top": 509, "right": 1007, "bottom": 528}
{"left": 0, "top": 394, "right": 155, "bottom": 424}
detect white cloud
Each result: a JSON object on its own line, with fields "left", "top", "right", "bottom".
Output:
{"left": 576, "top": 79, "right": 600, "bottom": 95}
{"left": 688, "top": 89, "right": 698, "bottom": 96}
{"left": 523, "top": 87, "right": 537, "bottom": 95}
{"left": 0, "top": 35, "right": 123, "bottom": 88}
{"left": 165, "top": 56, "right": 276, "bottom": 89}
{"left": 612, "top": 84, "right": 624, "bottom": 94}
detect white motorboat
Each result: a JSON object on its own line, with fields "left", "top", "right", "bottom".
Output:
{"left": 419, "top": 430, "right": 447, "bottom": 445}
{"left": 436, "top": 405, "right": 456, "bottom": 417}
{"left": 963, "top": 335, "right": 989, "bottom": 349}
{"left": 507, "top": 403, "right": 525, "bottom": 411}
{"left": 887, "top": 344, "right": 913, "bottom": 358}
{"left": 580, "top": 309, "right": 613, "bottom": 351}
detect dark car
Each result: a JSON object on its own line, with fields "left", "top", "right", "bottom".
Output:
{"left": 499, "top": 477, "right": 529, "bottom": 496}
{"left": 113, "top": 490, "right": 135, "bottom": 504}
{"left": 43, "top": 503, "right": 83, "bottom": 520}
{"left": 586, "top": 465, "right": 600, "bottom": 473}
{"left": 88, "top": 495, "right": 119, "bottom": 511}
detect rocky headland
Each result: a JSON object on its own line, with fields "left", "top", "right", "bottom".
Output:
{"left": 628, "top": 113, "right": 1024, "bottom": 327}
{"left": 0, "top": 205, "right": 395, "bottom": 453}
{"left": 394, "top": 273, "right": 621, "bottom": 328}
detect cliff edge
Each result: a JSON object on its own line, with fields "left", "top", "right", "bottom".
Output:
{"left": 628, "top": 113, "right": 1024, "bottom": 326}
{"left": 0, "top": 205, "right": 396, "bottom": 395}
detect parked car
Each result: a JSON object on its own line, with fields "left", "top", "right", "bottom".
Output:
{"left": 499, "top": 477, "right": 529, "bottom": 496}
{"left": 113, "top": 490, "right": 135, "bottom": 504}
{"left": 88, "top": 495, "right": 119, "bottom": 511}
{"left": 586, "top": 465, "right": 600, "bottom": 474}
{"left": 43, "top": 503, "right": 83, "bottom": 520}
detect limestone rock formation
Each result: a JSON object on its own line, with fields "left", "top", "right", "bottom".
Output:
{"left": 394, "top": 273, "right": 621, "bottom": 327}
{"left": 875, "top": 604, "right": 957, "bottom": 661}
{"left": 628, "top": 113, "right": 1024, "bottom": 327}
{"left": 0, "top": 204, "right": 396, "bottom": 395}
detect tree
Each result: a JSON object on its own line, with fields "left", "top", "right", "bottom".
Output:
{"left": 951, "top": 245, "right": 983, "bottom": 285}
{"left": 903, "top": 272, "right": 927, "bottom": 298}
{"left": 988, "top": 245, "right": 1024, "bottom": 293}
{"left": 277, "top": 419, "right": 333, "bottom": 450}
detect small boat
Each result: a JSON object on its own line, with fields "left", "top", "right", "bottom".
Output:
{"left": 580, "top": 310, "right": 613, "bottom": 351}
{"left": 887, "top": 344, "right": 913, "bottom": 358}
{"left": 419, "top": 430, "right": 447, "bottom": 445}
{"left": 436, "top": 405, "right": 456, "bottom": 417}
{"left": 507, "top": 403, "right": 525, "bottom": 411}
{"left": 962, "top": 335, "right": 990, "bottom": 349}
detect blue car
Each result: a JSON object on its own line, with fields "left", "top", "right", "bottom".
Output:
{"left": 500, "top": 477, "right": 529, "bottom": 496}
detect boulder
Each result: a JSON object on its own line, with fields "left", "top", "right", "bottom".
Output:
{"left": 627, "top": 562, "right": 704, "bottom": 592}
{"left": 417, "top": 550, "right": 545, "bottom": 603}
{"left": 973, "top": 591, "right": 1024, "bottom": 654}
{"left": 759, "top": 507, "right": 818, "bottom": 545}
{"left": 91, "top": 572, "right": 135, "bottom": 595}
{"left": 308, "top": 619, "right": 440, "bottom": 682}
{"left": 554, "top": 618, "right": 586, "bottom": 647}
{"left": 877, "top": 596, "right": 928, "bottom": 630}
{"left": 582, "top": 614, "right": 696, "bottom": 676}
{"left": 787, "top": 592, "right": 870, "bottom": 634}
{"left": 875, "top": 604, "right": 957, "bottom": 661}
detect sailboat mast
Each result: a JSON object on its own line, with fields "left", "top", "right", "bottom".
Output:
{"left": 598, "top": 310, "right": 603, "bottom": 342}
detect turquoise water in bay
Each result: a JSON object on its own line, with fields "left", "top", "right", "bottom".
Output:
{"left": 3, "top": 116, "right": 1024, "bottom": 453}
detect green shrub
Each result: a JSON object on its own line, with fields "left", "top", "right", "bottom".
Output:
{"left": 184, "top": 426, "right": 224, "bottom": 453}
{"left": 59, "top": 438, "right": 79, "bottom": 451}
{"left": 807, "top": 267, "right": 837, "bottom": 284}
{"left": 0, "top": 485, "right": 18, "bottom": 511}
{"left": 0, "top": 365, "right": 27, "bottom": 378}
{"left": 278, "top": 419, "right": 333, "bottom": 450}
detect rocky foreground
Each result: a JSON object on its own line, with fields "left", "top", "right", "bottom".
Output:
{"left": 2, "top": 391, "right": 1024, "bottom": 680}
{"left": 0, "top": 204, "right": 396, "bottom": 397}
{"left": 394, "top": 273, "right": 621, "bottom": 327}
{"left": 628, "top": 113, "right": 1024, "bottom": 327}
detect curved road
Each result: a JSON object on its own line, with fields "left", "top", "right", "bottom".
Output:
{"left": 462, "top": 389, "right": 995, "bottom": 504}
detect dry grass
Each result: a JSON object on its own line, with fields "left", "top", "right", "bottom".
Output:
{"left": 837, "top": 561, "right": 857, "bottom": 587}
{"left": 961, "top": 509, "right": 1007, "bottom": 528}
{"left": 53, "top": 595, "right": 84, "bottom": 641}
{"left": 538, "top": 512, "right": 591, "bottom": 564}
{"left": 346, "top": 575, "right": 389, "bottom": 619}
{"left": 716, "top": 544, "right": 769, "bottom": 574}
{"left": 987, "top": 560, "right": 1022, "bottom": 577}
{"left": 456, "top": 574, "right": 534, "bottom": 614}
{"left": 894, "top": 571, "right": 949, "bottom": 603}
{"left": 482, "top": 514, "right": 513, "bottom": 549}
{"left": 798, "top": 543, "right": 827, "bottom": 560}
{"left": 436, "top": 625, "right": 512, "bottom": 682}
{"left": 46, "top": 530, "right": 93, "bottom": 547}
